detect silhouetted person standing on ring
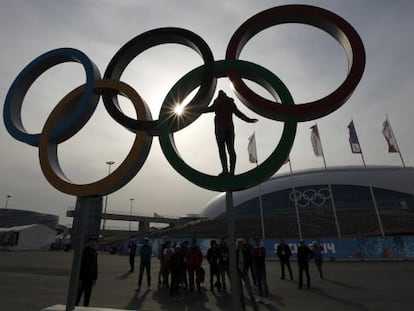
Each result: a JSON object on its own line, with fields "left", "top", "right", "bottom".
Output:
{"left": 201, "top": 90, "right": 258, "bottom": 175}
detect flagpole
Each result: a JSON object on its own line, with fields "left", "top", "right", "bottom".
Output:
{"left": 256, "top": 163, "right": 266, "bottom": 240}
{"left": 251, "top": 131, "right": 265, "bottom": 240}
{"left": 288, "top": 158, "right": 303, "bottom": 240}
{"left": 315, "top": 122, "right": 342, "bottom": 238}
{"left": 352, "top": 119, "right": 385, "bottom": 237}
{"left": 385, "top": 115, "right": 414, "bottom": 200}
{"left": 248, "top": 131, "right": 266, "bottom": 240}
{"left": 225, "top": 191, "right": 242, "bottom": 310}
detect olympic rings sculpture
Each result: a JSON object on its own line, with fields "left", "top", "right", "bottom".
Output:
{"left": 289, "top": 188, "right": 332, "bottom": 208}
{"left": 3, "top": 5, "right": 365, "bottom": 196}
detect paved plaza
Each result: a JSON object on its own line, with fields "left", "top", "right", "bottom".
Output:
{"left": 0, "top": 251, "right": 413, "bottom": 311}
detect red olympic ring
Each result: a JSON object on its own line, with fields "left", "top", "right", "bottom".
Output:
{"left": 226, "top": 4, "right": 366, "bottom": 121}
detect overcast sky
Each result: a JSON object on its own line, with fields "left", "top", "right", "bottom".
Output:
{"left": 1, "top": 0, "right": 413, "bottom": 228}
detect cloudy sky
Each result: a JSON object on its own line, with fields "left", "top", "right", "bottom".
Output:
{"left": 1, "top": 0, "right": 413, "bottom": 228}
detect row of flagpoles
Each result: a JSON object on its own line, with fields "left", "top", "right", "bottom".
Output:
{"left": 247, "top": 116, "right": 409, "bottom": 239}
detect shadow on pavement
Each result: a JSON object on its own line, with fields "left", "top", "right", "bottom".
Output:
{"left": 116, "top": 271, "right": 133, "bottom": 280}
{"left": 150, "top": 287, "right": 211, "bottom": 310}
{"left": 124, "top": 289, "right": 150, "bottom": 310}
{"left": 309, "top": 286, "right": 368, "bottom": 311}
{"left": 323, "top": 278, "right": 367, "bottom": 291}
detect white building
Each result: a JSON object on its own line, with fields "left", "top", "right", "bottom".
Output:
{"left": 0, "top": 224, "right": 56, "bottom": 251}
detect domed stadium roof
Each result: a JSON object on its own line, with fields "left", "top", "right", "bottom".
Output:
{"left": 202, "top": 165, "right": 414, "bottom": 219}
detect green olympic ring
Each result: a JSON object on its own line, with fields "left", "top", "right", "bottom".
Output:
{"left": 158, "top": 59, "right": 297, "bottom": 192}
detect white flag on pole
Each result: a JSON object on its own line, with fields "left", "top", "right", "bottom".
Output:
{"left": 347, "top": 120, "right": 362, "bottom": 154}
{"left": 310, "top": 124, "right": 323, "bottom": 157}
{"left": 382, "top": 119, "right": 399, "bottom": 153}
{"left": 248, "top": 133, "right": 258, "bottom": 163}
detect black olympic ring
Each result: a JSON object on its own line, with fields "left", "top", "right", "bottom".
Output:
{"left": 102, "top": 27, "right": 216, "bottom": 135}
{"left": 3, "top": 5, "right": 365, "bottom": 195}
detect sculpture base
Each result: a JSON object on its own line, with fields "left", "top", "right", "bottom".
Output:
{"left": 42, "top": 305, "right": 135, "bottom": 311}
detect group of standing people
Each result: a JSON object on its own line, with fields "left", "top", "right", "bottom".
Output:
{"left": 235, "top": 237, "right": 269, "bottom": 311}
{"left": 75, "top": 236, "right": 325, "bottom": 308}
{"left": 203, "top": 236, "right": 269, "bottom": 311}
{"left": 277, "top": 239, "right": 325, "bottom": 289}
{"left": 151, "top": 235, "right": 271, "bottom": 306}
{"left": 129, "top": 237, "right": 324, "bottom": 298}
{"left": 157, "top": 238, "right": 205, "bottom": 296}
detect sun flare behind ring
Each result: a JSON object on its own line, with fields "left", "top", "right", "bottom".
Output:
{"left": 174, "top": 104, "right": 184, "bottom": 115}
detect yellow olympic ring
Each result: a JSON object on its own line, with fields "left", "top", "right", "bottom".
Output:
{"left": 39, "top": 79, "right": 153, "bottom": 196}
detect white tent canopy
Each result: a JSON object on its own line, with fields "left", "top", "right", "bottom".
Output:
{"left": 0, "top": 224, "right": 56, "bottom": 251}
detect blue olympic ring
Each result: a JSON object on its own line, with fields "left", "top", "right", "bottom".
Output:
{"left": 4, "top": 48, "right": 101, "bottom": 146}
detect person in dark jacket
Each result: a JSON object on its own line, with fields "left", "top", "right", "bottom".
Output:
{"left": 244, "top": 238, "right": 256, "bottom": 286}
{"left": 128, "top": 239, "right": 137, "bottom": 272}
{"left": 251, "top": 237, "right": 269, "bottom": 298}
{"left": 76, "top": 238, "right": 98, "bottom": 307}
{"left": 277, "top": 239, "right": 293, "bottom": 280}
{"left": 157, "top": 237, "right": 168, "bottom": 287}
{"left": 297, "top": 240, "right": 314, "bottom": 289}
{"left": 136, "top": 237, "right": 153, "bottom": 291}
{"left": 186, "top": 239, "right": 203, "bottom": 293}
{"left": 218, "top": 237, "right": 230, "bottom": 291}
{"left": 312, "top": 241, "right": 325, "bottom": 279}
{"left": 169, "top": 243, "right": 181, "bottom": 296}
{"left": 206, "top": 239, "right": 221, "bottom": 291}
{"left": 177, "top": 240, "right": 189, "bottom": 289}
{"left": 236, "top": 239, "right": 258, "bottom": 311}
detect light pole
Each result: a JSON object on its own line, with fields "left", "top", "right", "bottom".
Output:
{"left": 129, "top": 198, "right": 134, "bottom": 231}
{"left": 102, "top": 161, "right": 115, "bottom": 230}
{"left": 4, "top": 195, "right": 11, "bottom": 209}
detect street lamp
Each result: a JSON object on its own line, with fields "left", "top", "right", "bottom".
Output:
{"left": 102, "top": 161, "right": 115, "bottom": 230}
{"left": 129, "top": 198, "right": 134, "bottom": 231}
{"left": 4, "top": 195, "right": 11, "bottom": 209}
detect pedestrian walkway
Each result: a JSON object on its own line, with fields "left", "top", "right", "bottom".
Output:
{"left": 0, "top": 251, "right": 413, "bottom": 311}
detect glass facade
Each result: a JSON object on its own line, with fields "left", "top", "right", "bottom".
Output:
{"left": 213, "top": 184, "right": 414, "bottom": 239}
